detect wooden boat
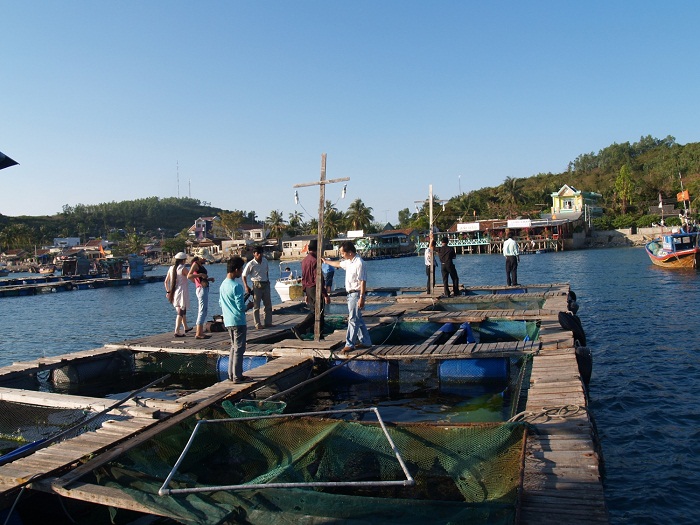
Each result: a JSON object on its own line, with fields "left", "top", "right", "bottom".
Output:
{"left": 274, "top": 262, "right": 303, "bottom": 301}
{"left": 645, "top": 230, "right": 700, "bottom": 269}
{"left": 38, "top": 264, "right": 56, "bottom": 275}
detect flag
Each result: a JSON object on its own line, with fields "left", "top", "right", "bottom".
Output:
{"left": 658, "top": 193, "right": 663, "bottom": 209}
{"left": 0, "top": 151, "right": 18, "bottom": 171}
{"left": 677, "top": 190, "right": 690, "bottom": 202}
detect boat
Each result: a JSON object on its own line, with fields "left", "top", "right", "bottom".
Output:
{"left": 274, "top": 262, "right": 303, "bottom": 301}
{"left": 38, "top": 264, "right": 57, "bottom": 275}
{"left": 645, "top": 230, "right": 700, "bottom": 269}
{"left": 0, "top": 267, "right": 8, "bottom": 277}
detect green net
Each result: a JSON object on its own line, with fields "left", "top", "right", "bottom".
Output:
{"left": 221, "top": 399, "right": 287, "bottom": 417}
{"left": 91, "top": 411, "right": 526, "bottom": 524}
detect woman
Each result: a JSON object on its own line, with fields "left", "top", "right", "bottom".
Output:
{"left": 188, "top": 256, "right": 215, "bottom": 339}
{"left": 164, "top": 252, "right": 191, "bottom": 337}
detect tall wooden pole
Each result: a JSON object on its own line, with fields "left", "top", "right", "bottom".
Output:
{"left": 294, "top": 154, "right": 349, "bottom": 341}
{"left": 429, "top": 184, "right": 434, "bottom": 294}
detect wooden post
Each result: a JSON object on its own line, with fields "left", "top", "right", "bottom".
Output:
{"left": 293, "top": 154, "right": 349, "bottom": 341}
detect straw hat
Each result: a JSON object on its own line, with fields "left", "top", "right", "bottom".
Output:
{"left": 174, "top": 252, "right": 187, "bottom": 260}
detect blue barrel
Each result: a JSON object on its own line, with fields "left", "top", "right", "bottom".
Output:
{"left": 460, "top": 322, "right": 476, "bottom": 343}
{"left": 330, "top": 359, "right": 390, "bottom": 381}
{"left": 439, "top": 358, "right": 509, "bottom": 383}
{"left": 216, "top": 355, "right": 268, "bottom": 381}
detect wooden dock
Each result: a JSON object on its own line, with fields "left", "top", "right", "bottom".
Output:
{"left": 0, "top": 282, "right": 609, "bottom": 523}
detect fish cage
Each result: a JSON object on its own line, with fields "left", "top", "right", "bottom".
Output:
{"left": 421, "top": 297, "right": 545, "bottom": 312}
{"left": 79, "top": 404, "right": 528, "bottom": 525}
{"left": 369, "top": 319, "right": 539, "bottom": 345}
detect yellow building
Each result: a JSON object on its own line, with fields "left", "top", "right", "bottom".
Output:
{"left": 550, "top": 185, "right": 602, "bottom": 217}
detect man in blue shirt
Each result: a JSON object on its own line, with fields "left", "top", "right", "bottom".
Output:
{"left": 219, "top": 256, "right": 253, "bottom": 383}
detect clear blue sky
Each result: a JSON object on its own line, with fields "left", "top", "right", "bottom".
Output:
{"left": 3, "top": 1, "right": 699, "bottom": 226}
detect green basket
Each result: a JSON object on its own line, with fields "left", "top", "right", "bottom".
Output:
{"left": 222, "top": 399, "right": 287, "bottom": 418}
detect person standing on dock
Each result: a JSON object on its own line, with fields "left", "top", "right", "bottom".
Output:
{"left": 188, "top": 256, "right": 215, "bottom": 339}
{"left": 503, "top": 230, "right": 520, "bottom": 286}
{"left": 219, "top": 256, "right": 253, "bottom": 383}
{"left": 437, "top": 236, "right": 459, "bottom": 297}
{"left": 424, "top": 238, "right": 437, "bottom": 294}
{"left": 322, "top": 240, "right": 372, "bottom": 353}
{"left": 242, "top": 246, "right": 273, "bottom": 329}
{"left": 164, "top": 252, "right": 192, "bottom": 337}
{"left": 322, "top": 259, "right": 335, "bottom": 293}
{"left": 291, "top": 239, "right": 329, "bottom": 340}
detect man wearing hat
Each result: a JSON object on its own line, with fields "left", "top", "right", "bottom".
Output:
{"left": 291, "top": 239, "right": 329, "bottom": 339}
{"left": 242, "top": 246, "right": 273, "bottom": 329}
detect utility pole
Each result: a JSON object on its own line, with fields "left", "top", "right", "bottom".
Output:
{"left": 293, "top": 154, "right": 350, "bottom": 341}
{"left": 415, "top": 185, "right": 447, "bottom": 295}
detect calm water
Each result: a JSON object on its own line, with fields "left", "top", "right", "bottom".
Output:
{"left": 2, "top": 248, "right": 699, "bottom": 524}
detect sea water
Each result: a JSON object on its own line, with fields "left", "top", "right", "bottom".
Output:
{"left": 1, "top": 247, "right": 700, "bottom": 524}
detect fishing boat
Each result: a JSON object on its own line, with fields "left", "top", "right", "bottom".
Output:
{"left": 644, "top": 230, "right": 700, "bottom": 269}
{"left": 274, "top": 262, "right": 303, "bottom": 301}
{"left": 38, "top": 264, "right": 57, "bottom": 275}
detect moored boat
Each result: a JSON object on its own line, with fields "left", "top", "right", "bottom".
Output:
{"left": 274, "top": 262, "right": 303, "bottom": 301}
{"left": 644, "top": 230, "right": 700, "bottom": 269}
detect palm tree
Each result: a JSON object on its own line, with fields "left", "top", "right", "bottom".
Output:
{"left": 345, "top": 198, "right": 374, "bottom": 231}
{"left": 287, "top": 211, "right": 305, "bottom": 237}
{"left": 323, "top": 200, "right": 345, "bottom": 238}
{"left": 498, "top": 177, "right": 524, "bottom": 218}
{"left": 266, "top": 210, "right": 286, "bottom": 239}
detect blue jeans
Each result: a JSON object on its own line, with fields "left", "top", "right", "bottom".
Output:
{"left": 195, "top": 286, "right": 209, "bottom": 326}
{"left": 227, "top": 325, "right": 247, "bottom": 380}
{"left": 346, "top": 292, "right": 371, "bottom": 348}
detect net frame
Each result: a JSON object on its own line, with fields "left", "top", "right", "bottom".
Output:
{"left": 158, "top": 407, "right": 415, "bottom": 496}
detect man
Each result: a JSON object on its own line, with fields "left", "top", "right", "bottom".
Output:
{"left": 242, "top": 246, "right": 272, "bottom": 329}
{"left": 219, "top": 256, "right": 253, "bottom": 383}
{"left": 424, "top": 238, "right": 437, "bottom": 294}
{"left": 322, "top": 241, "right": 372, "bottom": 353}
{"left": 503, "top": 230, "right": 520, "bottom": 286}
{"left": 291, "top": 239, "right": 329, "bottom": 339}
{"left": 437, "top": 236, "right": 459, "bottom": 297}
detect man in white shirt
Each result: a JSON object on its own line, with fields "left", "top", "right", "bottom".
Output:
{"left": 323, "top": 241, "right": 372, "bottom": 353}
{"left": 503, "top": 230, "right": 520, "bottom": 286}
{"left": 242, "top": 246, "right": 273, "bottom": 329}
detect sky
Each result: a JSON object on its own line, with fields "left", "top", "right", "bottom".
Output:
{"left": 3, "top": 1, "right": 700, "bottom": 226}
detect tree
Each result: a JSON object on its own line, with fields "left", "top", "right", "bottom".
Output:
{"left": 113, "top": 232, "right": 148, "bottom": 256}
{"left": 498, "top": 177, "right": 524, "bottom": 218}
{"left": 345, "top": 198, "right": 374, "bottom": 231}
{"left": 218, "top": 211, "right": 246, "bottom": 239}
{"left": 397, "top": 208, "right": 412, "bottom": 228}
{"left": 615, "top": 164, "right": 635, "bottom": 214}
{"left": 266, "top": 210, "right": 286, "bottom": 239}
{"left": 323, "top": 200, "right": 345, "bottom": 238}
{"left": 287, "top": 211, "right": 305, "bottom": 237}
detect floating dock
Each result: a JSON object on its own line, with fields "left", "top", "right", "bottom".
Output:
{"left": 0, "top": 283, "right": 608, "bottom": 523}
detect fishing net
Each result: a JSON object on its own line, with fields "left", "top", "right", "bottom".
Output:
{"left": 88, "top": 409, "right": 527, "bottom": 525}
{"left": 0, "top": 400, "right": 117, "bottom": 458}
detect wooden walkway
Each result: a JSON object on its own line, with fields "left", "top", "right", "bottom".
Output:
{"left": 0, "top": 283, "right": 609, "bottom": 523}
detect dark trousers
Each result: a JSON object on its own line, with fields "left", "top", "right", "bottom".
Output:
{"left": 506, "top": 256, "right": 519, "bottom": 286}
{"left": 294, "top": 285, "right": 325, "bottom": 335}
{"left": 425, "top": 264, "right": 436, "bottom": 293}
{"left": 441, "top": 264, "right": 459, "bottom": 296}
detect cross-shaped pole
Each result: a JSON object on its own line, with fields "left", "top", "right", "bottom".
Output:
{"left": 293, "top": 154, "right": 350, "bottom": 341}
{"left": 416, "top": 185, "right": 448, "bottom": 295}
